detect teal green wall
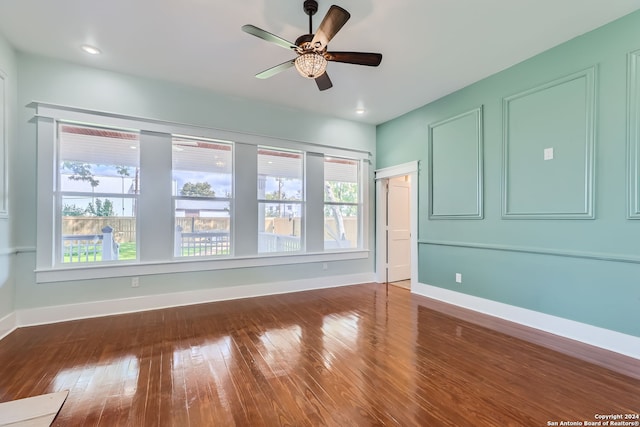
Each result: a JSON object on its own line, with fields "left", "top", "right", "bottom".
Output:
{"left": 13, "top": 53, "right": 376, "bottom": 310}
{"left": 0, "top": 32, "right": 16, "bottom": 320}
{"left": 377, "top": 10, "right": 640, "bottom": 337}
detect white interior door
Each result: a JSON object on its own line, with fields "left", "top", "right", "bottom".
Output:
{"left": 387, "top": 175, "right": 411, "bottom": 282}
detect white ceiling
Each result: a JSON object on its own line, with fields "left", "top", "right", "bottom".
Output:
{"left": 1, "top": 0, "right": 639, "bottom": 125}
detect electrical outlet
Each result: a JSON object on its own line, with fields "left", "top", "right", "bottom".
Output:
{"left": 322, "top": 263, "right": 328, "bottom": 271}
{"left": 455, "top": 273, "right": 462, "bottom": 284}
{"left": 131, "top": 277, "right": 139, "bottom": 288}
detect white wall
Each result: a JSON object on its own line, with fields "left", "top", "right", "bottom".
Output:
{"left": 13, "top": 53, "right": 376, "bottom": 311}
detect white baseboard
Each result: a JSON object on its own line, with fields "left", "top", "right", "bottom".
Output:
{"left": 0, "top": 311, "right": 17, "bottom": 340}
{"left": 16, "top": 273, "right": 375, "bottom": 328}
{"left": 414, "top": 282, "right": 640, "bottom": 360}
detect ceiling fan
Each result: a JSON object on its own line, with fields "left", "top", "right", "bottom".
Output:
{"left": 242, "top": 0, "right": 382, "bottom": 91}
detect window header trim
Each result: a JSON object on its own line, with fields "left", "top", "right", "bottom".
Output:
{"left": 32, "top": 101, "right": 371, "bottom": 161}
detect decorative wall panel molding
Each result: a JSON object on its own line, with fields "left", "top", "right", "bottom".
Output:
{"left": 502, "top": 68, "right": 596, "bottom": 219}
{"left": 419, "top": 239, "right": 640, "bottom": 265}
{"left": 627, "top": 50, "right": 640, "bottom": 219}
{"left": 428, "top": 106, "right": 483, "bottom": 219}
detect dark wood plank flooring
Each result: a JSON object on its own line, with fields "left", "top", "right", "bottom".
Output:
{"left": 0, "top": 283, "right": 638, "bottom": 426}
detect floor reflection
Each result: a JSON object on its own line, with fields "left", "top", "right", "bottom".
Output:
{"left": 53, "top": 355, "right": 140, "bottom": 398}
{"left": 49, "top": 353, "right": 140, "bottom": 425}
{"left": 259, "top": 325, "right": 301, "bottom": 377}
{"left": 322, "top": 312, "right": 360, "bottom": 369}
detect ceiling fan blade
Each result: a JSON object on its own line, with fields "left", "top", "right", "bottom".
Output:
{"left": 325, "top": 52, "right": 383, "bottom": 67}
{"left": 242, "top": 25, "right": 297, "bottom": 51}
{"left": 311, "top": 5, "right": 350, "bottom": 50}
{"left": 255, "top": 60, "right": 296, "bottom": 79}
{"left": 315, "top": 72, "right": 333, "bottom": 91}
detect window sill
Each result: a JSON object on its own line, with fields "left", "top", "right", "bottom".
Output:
{"left": 35, "top": 250, "right": 370, "bottom": 283}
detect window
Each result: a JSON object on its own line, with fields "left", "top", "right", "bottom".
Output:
{"left": 36, "top": 103, "right": 369, "bottom": 282}
{"left": 172, "top": 137, "right": 233, "bottom": 257}
{"left": 324, "top": 157, "right": 360, "bottom": 249}
{"left": 57, "top": 124, "right": 140, "bottom": 264}
{"left": 257, "top": 148, "right": 304, "bottom": 253}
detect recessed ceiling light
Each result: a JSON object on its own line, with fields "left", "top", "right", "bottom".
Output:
{"left": 355, "top": 108, "right": 366, "bottom": 115}
{"left": 81, "top": 45, "right": 101, "bottom": 55}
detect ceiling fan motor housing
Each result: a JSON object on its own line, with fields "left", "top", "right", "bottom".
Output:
{"left": 303, "top": 0, "right": 318, "bottom": 16}
{"left": 295, "top": 34, "right": 314, "bottom": 49}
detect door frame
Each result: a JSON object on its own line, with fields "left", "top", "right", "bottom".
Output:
{"left": 374, "top": 161, "right": 419, "bottom": 289}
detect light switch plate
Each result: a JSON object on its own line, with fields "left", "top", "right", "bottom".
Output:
{"left": 544, "top": 147, "right": 554, "bottom": 160}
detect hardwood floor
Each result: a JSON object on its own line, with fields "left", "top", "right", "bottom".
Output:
{"left": 0, "top": 283, "right": 638, "bottom": 426}
{"left": 389, "top": 279, "right": 411, "bottom": 290}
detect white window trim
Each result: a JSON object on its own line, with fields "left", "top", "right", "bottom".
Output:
{"left": 34, "top": 102, "right": 371, "bottom": 283}
{"left": 33, "top": 102, "right": 371, "bottom": 160}
{"left": 0, "top": 69, "right": 8, "bottom": 217}
{"left": 35, "top": 250, "right": 370, "bottom": 283}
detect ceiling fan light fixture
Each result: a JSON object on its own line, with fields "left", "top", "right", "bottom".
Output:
{"left": 294, "top": 52, "right": 327, "bottom": 79}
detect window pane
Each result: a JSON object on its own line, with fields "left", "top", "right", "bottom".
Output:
{"left": 60, "top": 196, "right": 137, "bottom": 263}
{"left": 58, "top": 124, "right": 140, "bottom": 264}
{"left": 324, "top": 157, "right": 359, "bottom": 250}
{"left": 174, "top": 199, "right": 230, "bottom": 257}
{"left": 59, "top": 124, "right": 140, "bottom": 194}
{"left": 324, "top": 157, "right": 358, "bottom": 203}
{"left": 258, "top": 202, "right": 302, "bottom": 253}
{"left": 324, "top": 205, "right": 359, "bottom": 249}
{"left": 172, "top": 138, "right": 232, "bottom": 198}
{"left": 258, "top": 148, "right": 303, "bottom": 201}
{"left": 258, "top": 148, "right": 304, "bottom": 253}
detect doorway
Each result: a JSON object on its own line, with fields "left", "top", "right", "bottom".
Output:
{"left": 375, "top": 161, "right": 418, "bottom": 290}
{"left": 387, "top": 175, "right": 411, "bottom": 287}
